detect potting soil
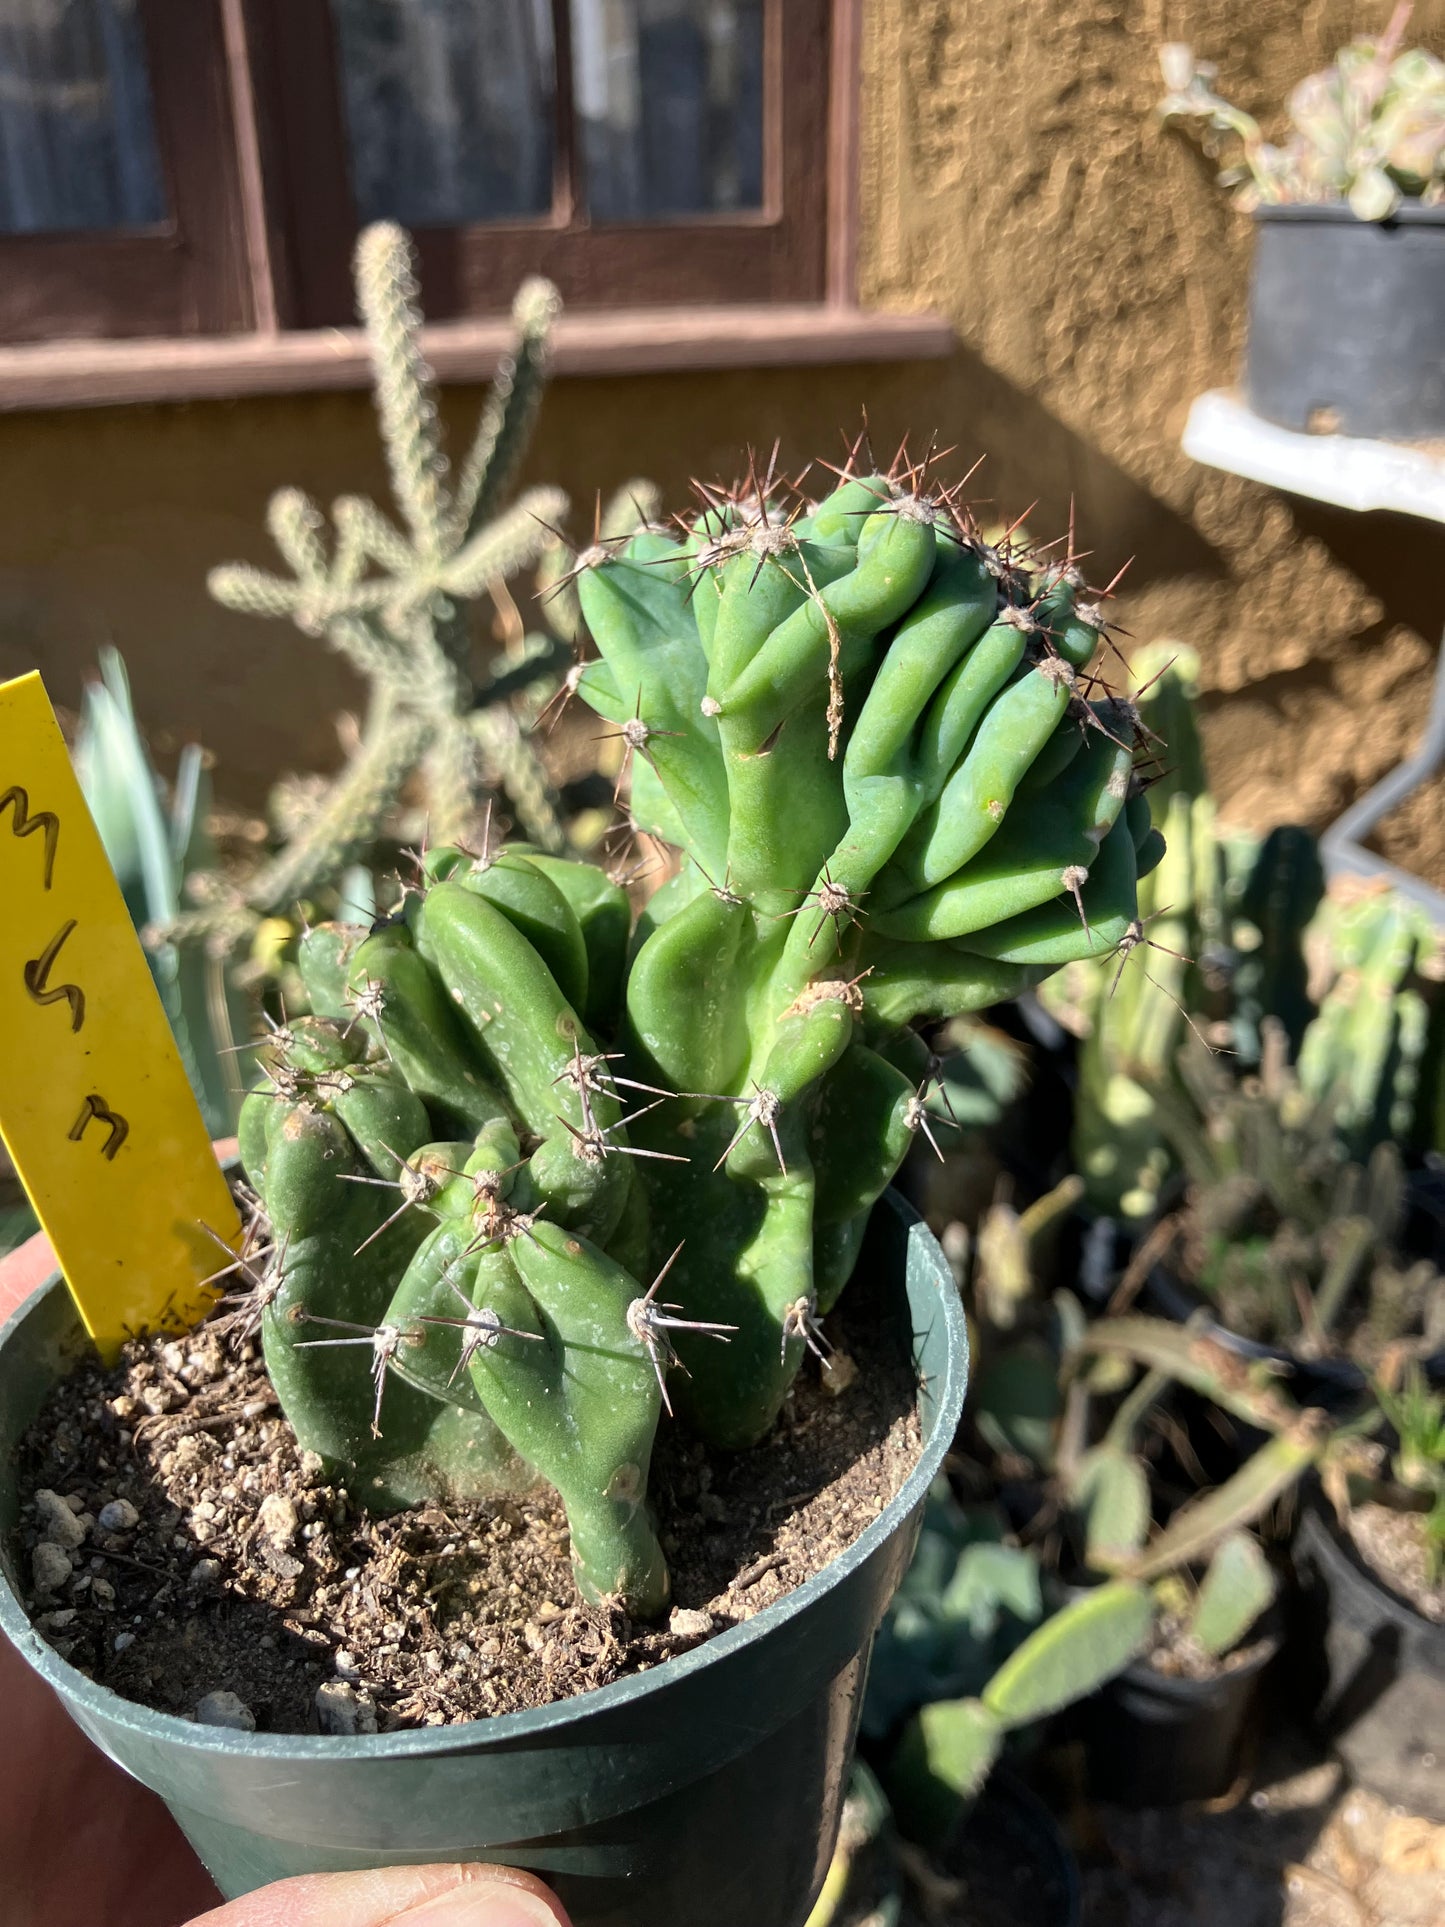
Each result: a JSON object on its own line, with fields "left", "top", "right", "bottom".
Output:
{"left": 1345, "top": 1499, "right": 1445, "bottom": 1623}
{"left": 11, "top": 1284, "right": 920, "bottom": 1729}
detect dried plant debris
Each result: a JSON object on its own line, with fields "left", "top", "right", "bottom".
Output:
{"left": 12, "top": 1296, "right": 918, "bottom": 1732}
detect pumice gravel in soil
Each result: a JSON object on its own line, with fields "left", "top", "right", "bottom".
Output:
{"left": 12, "top": 1283, "right": 920, "bottom": 1732}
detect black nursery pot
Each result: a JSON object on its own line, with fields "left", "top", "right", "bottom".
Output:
{"left": 0, "top": 1193, "right": 968, "bottom": 1927}
{"left": 1245, "top": 204, "right": 1445, "bottom": 440}
{"left": 1072, "top": 1634, "right": 1278, "bottom": 1809}
{"left": 1293, "top": 1485, "right": 1445, "bottom": 1821}
{"left": 1143, "top": 1263, "right": 1372, "bottom": 1417}
{"left": 948, "top": 1769, "right": 1081, "bottom": 1927}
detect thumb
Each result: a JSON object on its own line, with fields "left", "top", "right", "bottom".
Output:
{"left": 189, "top": 1862, "right": 572, "bottom": 1927}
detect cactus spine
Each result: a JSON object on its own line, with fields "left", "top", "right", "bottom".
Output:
{"left": 238, "top": 452, "right": 1158, "bottom": 1614}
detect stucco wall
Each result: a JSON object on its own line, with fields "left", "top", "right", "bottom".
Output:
{"left": 2, "top": 0, "right": 1442, "bottom": 826}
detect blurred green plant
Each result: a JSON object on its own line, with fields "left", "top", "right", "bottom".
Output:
{"left": 1078, "top": 1311, "right": 1441, "bottom": 1603}
{"left": 181, "top": 222, "right": 627, "bottom": 953}
{"left": 863, "top": 1486, "right": 1045, "bottom": 1739}
{"left": 1370, "top": 1365, "right": 1445, "bottom": 1582}
{"left": 1038, "top": 644, "right": 1324, "bottom": 1222}
{"left": 1150, "top": 1028, "right": 1445, "bottom": 1368}
{"left": 1159, "top": 3, "right": 1445, "bottom": 220}
{"left": 882, "top": 1579, "right": 1155, "bottom": 1846}
{"left": 73, "top": 647, "right": 249, "bottom": 1140}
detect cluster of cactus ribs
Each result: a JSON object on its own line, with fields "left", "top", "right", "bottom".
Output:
{"left": 232, "top": 444, "right": 1161, "bottom": 1616}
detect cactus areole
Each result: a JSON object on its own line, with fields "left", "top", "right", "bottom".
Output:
{"left": 238, "top": 451, "right": 1161, "bottom": 1617}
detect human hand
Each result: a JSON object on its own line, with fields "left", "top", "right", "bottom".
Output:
{"left": 0, "top": 1199, "right": 570, "bottom": 1927}
{"left": 189, "top": 1865, "right": 571, "bottom": 1927}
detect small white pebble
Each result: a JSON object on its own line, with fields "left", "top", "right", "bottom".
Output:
{"left": 31, "top": 1542, "right": 74, "bottom": 1594}
{"left": 195, "top": 1691, "right": 255, "bottom": 1732}
{"left": 257, "top": 1493, "right": 299, "bottom": 1545}
{"left": 189, "top": 1559, "right": 223, "bottom": 1589}
{"left": 668, "top": 1608, "right": 715, "bottom": 1642}
{"left": 34, "top": 1489, "right": 87, "bottom": 1550}
{"left": 333, "top": 1649, "right": 361, "bottom": 1682}
{"left": 315, "top": 1680, "right": 377, "bottom": 1737}
{"left": 820, "top": 1351, "right": 858, "bottom": 1398}
{"left": 160, "top": 1342, "right": 186, "bottom": 1373}
{"left": 97, "top": 1499, "right": 139, "bottom": 1533}
{"left": 113, "top": 1631, "right": 135, "bottom": 1653}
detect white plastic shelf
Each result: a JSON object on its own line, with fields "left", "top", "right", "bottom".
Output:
{"left": 1183, "top": 390, "right": 1445, "bottom": 525}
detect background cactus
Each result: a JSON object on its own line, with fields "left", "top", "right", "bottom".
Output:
{"left": 186, "top": 222, "right": 587, "bottom": 954}
{"left": 1148, "top": 1031, "right": 1445, "bottom": 1366}
{"left": 235, "top": 450, "right": 1159, "bottom": 1614}
{"left": 1298, "top": 881, "right": 1444, "bottom": 1160}
{"left": 1039, "top": 644, "right": 1326, "bottom": 1222}
{"left": 1159, "top": 4, "right": 1445, "bottom": 220}
{"left": 1040, "top": 644, "right": 1226, "bottom": 1220}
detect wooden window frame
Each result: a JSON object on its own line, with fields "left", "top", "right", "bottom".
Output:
{"left": 0, "top": 0, "right": 253, "bottom": 345}
{"left": 0, "top": 0, "right": 953, "bottom": 408}
{"left": 256, "top": 0, "right": 831, "bottom": 327}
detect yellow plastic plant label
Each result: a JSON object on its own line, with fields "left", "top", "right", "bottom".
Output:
{"left": 0, "top": 671, "right": 240, "bottom": 1356}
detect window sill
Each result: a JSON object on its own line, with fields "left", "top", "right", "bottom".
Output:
{"left": 0, "top": 304, "right": 954, "bottom": 412}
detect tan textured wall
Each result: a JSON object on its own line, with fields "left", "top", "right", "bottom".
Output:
{"left": 857, "top": 0, "right": 1445, "bottom": 828}
{"left": 1, "top": 0, "right": 1442, "bottom": 825}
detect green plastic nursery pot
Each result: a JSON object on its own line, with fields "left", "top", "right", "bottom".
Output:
{"left": 0, "top": 1192, "right": 966, "bottom": 1927}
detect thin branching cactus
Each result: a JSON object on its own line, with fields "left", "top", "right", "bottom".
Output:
{"left": 233, "top": 443, "right": 1162, "bottom": 1615}
{"left": 185, "top": 223, "right": 580, "bottom": 952}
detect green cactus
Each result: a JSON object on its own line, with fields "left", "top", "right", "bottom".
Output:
{"left": 1035, "top": 644, "right": 1217, "bottom": 1219}
{"left": 236, "top": 452, "right": 1158, "bottom": 1613}
{"left": 182, "top": 222, "right": 592, "bottom": 954}
{"left": 1298, "top": 882, "right": 1442, "bottom": 1160}
{"left": 1147, "top": 1027, "right": 1443, "bottom": 1366}
{"left": 1039, "top": 644, "right": 1320, "bottom": 1221}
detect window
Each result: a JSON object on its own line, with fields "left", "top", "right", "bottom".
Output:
{"left": 0, "top": 0, "right": 252, "bottom": 342}
{"left": 265, "top": 0, "right": 831, "bottom": 328}
{"left": 0, "top": 0, "right": 845, "bottom": 344}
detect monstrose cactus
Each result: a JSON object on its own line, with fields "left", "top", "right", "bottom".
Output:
{"left": 235, "top": 451, "right": 1160, "bottom": 1614}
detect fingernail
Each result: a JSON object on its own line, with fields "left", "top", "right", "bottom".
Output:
{"left": 394, "top": 1879, "right": 564, "bottom": 1927}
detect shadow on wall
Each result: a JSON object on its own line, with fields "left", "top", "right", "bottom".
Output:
{"left": 536, "top": 343, "right": 1230, "bottom": 601}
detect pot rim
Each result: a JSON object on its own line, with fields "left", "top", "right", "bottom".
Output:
{"left": 1142, "top": 1255, "right": 1445, "bottom": 1402}
{"left": 1299, "top": 1478, "right": 1445, "bottom": 1641}
{"left": 0, "top": 1192, "right": 968, "bottom": 1761}
{"left": 1251, "top": 201, "right": 1445, "bottom": 227}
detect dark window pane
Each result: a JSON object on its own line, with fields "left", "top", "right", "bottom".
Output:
{"left": 0, "top": 0, "right": 167, "bottom": 235}
{"left": 573, "top": 0, "right": 763, "bottom": 223}
{"left": 331, "top": 0, "right": 555, "bottom": 228}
